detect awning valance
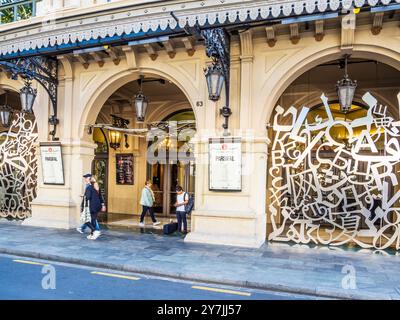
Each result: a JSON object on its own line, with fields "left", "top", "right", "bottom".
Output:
{"left": 0, "top": 0, "right": 398, "bottom": 58}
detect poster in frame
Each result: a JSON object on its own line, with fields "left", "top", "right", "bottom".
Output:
{"left": 208, "top": 137, "right": 242, "bottom": 192}
{"left": 40, "top": 142, "right": 65, "bottom": 185}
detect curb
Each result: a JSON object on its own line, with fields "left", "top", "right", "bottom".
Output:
{"left": 0, "top": 246, "right": 391, "bottom": 300}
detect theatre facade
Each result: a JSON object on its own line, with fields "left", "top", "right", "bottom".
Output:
{"left": 0, "top": 0, "right": 399, "bottom": 250}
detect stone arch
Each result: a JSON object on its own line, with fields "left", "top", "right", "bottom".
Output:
{"left": 256, "top": 43, "right": 400, "bottom": 132}
{"left": 78, "top": 66, "right": 201, "bottom": 140}
{"left": 0, "top": 76, "right": 24, "bottom": 106}
{"left": 147, "top": 101, "right": 192, "bottom": 123}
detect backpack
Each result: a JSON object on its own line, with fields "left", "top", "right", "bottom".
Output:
{"left": 184, "top": 192, "right": 194, "bottom": 215}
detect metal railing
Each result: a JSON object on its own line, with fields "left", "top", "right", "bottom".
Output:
{"left": 0, "top": 0, "right": 38, "bottom": 25}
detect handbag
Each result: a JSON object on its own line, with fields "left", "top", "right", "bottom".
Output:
{"left": 80, "top": 197, "right": 91, "bottom": 224}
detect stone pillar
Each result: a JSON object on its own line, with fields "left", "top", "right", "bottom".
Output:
{"left": 238, "top": 29, "right": 253, "bottom": 130}
{"left": 185, "top": 135, "right": 268, "bottom": 248}
{"left": 25, "top": 140, "right": 96, "bottom": 228}
{"left": 24, "top": 56, "right": 97, "bottom": 229}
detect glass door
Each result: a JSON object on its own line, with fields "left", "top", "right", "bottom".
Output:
{"left": 147, "top": 163, "right": 165, "bottom": 214}
{"left": 148, "top": 161, "right": 195, "bottom": 216}
{"left": 168, "top": 161, "right": 195, "bottom": 216}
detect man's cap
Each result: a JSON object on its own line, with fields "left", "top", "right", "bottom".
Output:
{"left": 83, "top": 173, "right": 92, "bottom": 178}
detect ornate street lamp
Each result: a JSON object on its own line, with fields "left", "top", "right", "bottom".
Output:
{"left": 204, "top": 62, "right": 224, "bottom": 101}
{"left": 20, "top": 79, "right": 37, "bottom": 114}
{"left": 336, "top": 55, "right": 357, "bottom": 113}
{"left": 134, "top": 76, "right": 149, "bottom": 122}
{"left": 0, "top": 91, "right": 13, "bottom": 128}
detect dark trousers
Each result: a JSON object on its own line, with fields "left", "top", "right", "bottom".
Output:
{"left": 140, "top": 206, "right": 156, "bottom": 223}
{"left": 176, "top": 211, "right": 187, "bottom": 232}
{"left": 84, "top": 212, "right": 98, "bottom": 234}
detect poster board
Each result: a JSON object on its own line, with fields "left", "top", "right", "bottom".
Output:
{"left": 209, "top": 137, "right": 242, "bottom": 191}
{"left": 40, "top": 142, "right": 65, "bottom": 185}
{"left": 116, "top": 153, "right": 134, "bottom": 185}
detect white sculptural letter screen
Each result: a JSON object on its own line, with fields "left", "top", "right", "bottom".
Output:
{"left": 268, "top": 92, "right": 400, "bottom": 250}
{"left": 0, "top": 113, "right": 38, "bottom": 219}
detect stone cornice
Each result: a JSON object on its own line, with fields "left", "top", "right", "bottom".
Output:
{"left": 0, "top": 0, "right": 396, "bottom": 57}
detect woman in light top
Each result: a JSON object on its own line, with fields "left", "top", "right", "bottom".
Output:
{"left": 139, "top": 180, "right": 161, "bottom": 227}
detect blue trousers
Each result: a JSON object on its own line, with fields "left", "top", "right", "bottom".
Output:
{"left": 176, "top": 211, "right": 187, "bottom": 232}
{"left": 81, "top": 220, "right": 100, "bottom": 231}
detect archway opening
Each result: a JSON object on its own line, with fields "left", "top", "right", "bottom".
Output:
{"left": 147, "top": 109, "right": 196, "bottom": 217}
{"left": 266, "top": 58, "right": 400, "bottom": 250}
{"left": 89, "top": 76, "right": 196, "bottom": 228}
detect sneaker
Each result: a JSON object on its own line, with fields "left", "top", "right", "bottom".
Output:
{"left": 76, "top": 227, "right": 84, "bottom": 234}
{"left": 92, "top": 231, "right": 101, "bottom": 239}
{"left": 87, "top": 234, "right": 95, "bottom": 240}
{"left": 139, "top": 222, "right": 145, "bottom": 227}
{"left": 153, "top": 221, "right": 161, "bottom": 226}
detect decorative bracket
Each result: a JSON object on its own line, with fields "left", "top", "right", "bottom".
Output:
{"left": 111, "top": 114, "right": 130, "bottom": 148}
{"left": 201, "top": 28, "right": 231, "bottom": 135}
{"left": 0, "top": 56, "right": 59, "bottom": 140}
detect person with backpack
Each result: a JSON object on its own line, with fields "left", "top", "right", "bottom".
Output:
{"left": 80, "top": 174, "right": 105, "bottom": 240}
{"left": 174, "top": 185, "right": 190, "bottom": 234}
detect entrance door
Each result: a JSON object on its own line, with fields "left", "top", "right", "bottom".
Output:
{"left": 147, "top": 161, "right": 195, "bottom": 216}
{"left": 91, "top": 128, "right": 109, "bottom": 221}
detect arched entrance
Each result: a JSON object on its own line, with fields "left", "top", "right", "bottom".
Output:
{"left": 147, "top": 109, "right": 196, "bottom": 216}
{"left": 266, "top": 57, "right": 400, "bottom": 250}
{"left": 88, "top": 75, "right": 196, "bottom": 226}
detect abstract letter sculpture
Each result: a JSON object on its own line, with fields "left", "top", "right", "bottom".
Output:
{"left": 268, "top": 92, "right": 400, "bottom": 250}
{"left": 0, "top": 113, "right": 38, "bottom": 219}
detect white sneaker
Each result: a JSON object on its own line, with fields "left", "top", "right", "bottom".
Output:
{"left": 139, "top": 222, "right": 145, "bottom": 227}
{"left": 92, "top": 231, "right": 101, "bottom": 239}
{"left": 153, "top": 221, "right": 161, "bottom": 226}
{"left": 87, "top": 234, "right": 95, "bottom": 240}
{"left": 76, "top": 227, "right": 83, "bottom": 234}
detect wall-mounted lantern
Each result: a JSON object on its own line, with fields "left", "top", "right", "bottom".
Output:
{"left": 20, "top": 79, "right": 37, "bottom": 114}
{"left": 201, "top": 28, "right": 231, "bottom": 135}
{"left": 108, "top": 114, "right": 130, "bottom": 150}
{"left": 205, "top": 62, "right": 224, "bottom": 101}
{"left": 0, "top": 57, "right": 59, "bottom": 140}
{"left": 108, "top": 129, "right": 123, "bottom": 150}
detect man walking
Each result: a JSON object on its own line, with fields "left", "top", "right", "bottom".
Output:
{"left": 139, "top": 180, "right": 161, "bottom": 227}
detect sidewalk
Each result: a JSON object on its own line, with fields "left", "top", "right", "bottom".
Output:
{"left": 0, "top": 220, "right": 400, "bottom": 300}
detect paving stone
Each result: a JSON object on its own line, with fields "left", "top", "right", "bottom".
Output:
{"left": 0, "top": 221, "right": 400, "bottom": 299}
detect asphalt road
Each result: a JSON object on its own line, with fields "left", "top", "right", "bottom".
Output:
{"left": 0, "top": 253, "right": 320, "bottom": 300}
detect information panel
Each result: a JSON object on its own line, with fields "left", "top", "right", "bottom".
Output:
{"left": 40, "top": 142, "right": 65, "bottom": 185}
{"left": 116, "top": 154, "right": 134, "bottom": 185}
{"left": 209, "top": 137, "right": 242, "bottom": 191}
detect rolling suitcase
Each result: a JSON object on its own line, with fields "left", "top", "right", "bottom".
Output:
{"left": 163, "top": 222, "right": 178, "bottom": 235}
